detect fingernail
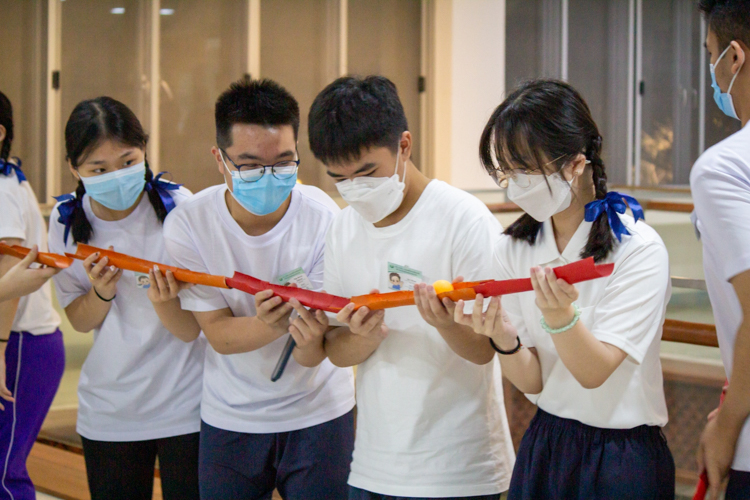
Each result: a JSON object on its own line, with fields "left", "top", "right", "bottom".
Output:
{"left": 110, "top": 266, "right": 116, "bottom": 271}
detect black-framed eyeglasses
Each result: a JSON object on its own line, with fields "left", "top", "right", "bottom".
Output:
{"left": 219, "top": 148, "right": 300, "bottom": 183}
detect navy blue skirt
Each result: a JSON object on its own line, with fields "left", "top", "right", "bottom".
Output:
{"left": 508, "top": 409, "right": 675, "bottom": 500}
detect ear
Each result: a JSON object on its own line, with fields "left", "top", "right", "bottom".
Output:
{"left": 0, "top": 124, "right": 5, "bottom": 144}
{"left": 398, "top": 131, "right": 413, "bottom": 164}
{"left": 561, "top": 153, "right": 588, "bottom": 181}
{"left": 731, "top": 40, "right": 747, "bottom": 74}
{"left": 68, "top": 160, "right": 80, "bottom": 181}
{"left": 212, "top": 146, "right": 226, "bottom": 176}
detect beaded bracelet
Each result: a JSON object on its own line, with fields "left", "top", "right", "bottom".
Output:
{"left": 540, "top": 303, "right": 582, "bottom": 335}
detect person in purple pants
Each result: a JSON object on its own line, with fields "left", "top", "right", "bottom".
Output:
{"left": 0, "top": 91, "right": 65, "bottom": 500}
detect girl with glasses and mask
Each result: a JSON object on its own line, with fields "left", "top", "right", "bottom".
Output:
{"left": 454, "top": 79, "right": 675, "bottom": 499}
{"left": 48, "top": 96, "right": 204, "bottom": 500}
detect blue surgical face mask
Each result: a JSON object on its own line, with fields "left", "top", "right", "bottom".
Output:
{"left": 710, "top": 43, "right": 743, "bottom": 120}
{"left": 80, "top": 162, "right": 146, "bottom": 211}
{"left": 221, "top": 152, "right": 297, "bottom": 216}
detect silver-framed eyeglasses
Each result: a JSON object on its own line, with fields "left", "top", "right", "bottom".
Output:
{"left": 219, "top": 148, "right": 299, "bottom": 183}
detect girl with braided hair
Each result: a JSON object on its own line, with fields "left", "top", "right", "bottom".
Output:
{"left": 48, "top": 97, "right": 204, "bottom": 500}
{"left": 454, "top": 79, "right": 675, "bottom": 499}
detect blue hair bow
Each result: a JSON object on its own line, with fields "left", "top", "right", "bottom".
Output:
{"left": 53, "top": 193, "right": 81, "bottom": 245}
{"left": 145, "top": 172, "right": 181, "bottom": 214}
{"left": 584, "top": 191, "right": 645, "bottom": 242}
{"left": 0, "top": 157, "right": 26, "bottom": 183}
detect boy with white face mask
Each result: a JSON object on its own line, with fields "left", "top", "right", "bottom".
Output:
{"left": 308, "top": 75, "right": 515, "bottom": 499}
{"left": 692, "top": 2, "right": 750, "bottom": 499}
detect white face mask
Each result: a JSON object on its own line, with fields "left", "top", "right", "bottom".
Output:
{"left": 506, "top": 172, "right": 573, "bottom": 222}
{"left": 335, "top": 149, "right": 406, "bottom": 223}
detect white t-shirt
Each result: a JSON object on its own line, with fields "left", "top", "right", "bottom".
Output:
{"left": 691, "top": 120, "right": 750, "bottom": 471}
{"left": 325, "top": 180, "right": 515, "bottom": 497}
{"left": 0, "top": 167, "right": 60, "bottom": 335}
{"left": 49, "top": 189, "right": 205, "bottom": 442}
{"left": 495, "top": 214, "right": 670, "bottom": 429}
{"left": 163, "top": 184, "right": 355, "bottom": 434}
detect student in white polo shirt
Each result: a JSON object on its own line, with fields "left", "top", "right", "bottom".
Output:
{"left": 48, "top": 97, "right": 204, "bottom": 500}
{"left": 692, "top": 2, "right": 750, "bottom": 498}
{"left": 158, "top": 78, "right": 355, "bottom": 500}
{"left": 0, "top": 90, "right": 64, "bottom": 500}
{"left": 457, "top": 79, "right": 675, "bottom": 499}
{"left": 308, "top": 75, "right": 515, "bottom": 499}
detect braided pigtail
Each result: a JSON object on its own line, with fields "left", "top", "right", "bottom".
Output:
{"left": 143, "top": 161, "right": 169, "bottom": 223}
{"left": 580, "top": 136, "right": 616, "bottom": 262}
{"left": 70, "top": 180, "right": 94, "bottom": 244}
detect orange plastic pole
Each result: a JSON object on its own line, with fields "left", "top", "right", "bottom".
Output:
{"left": 0, "top": 242, "right": 73, "bottom": 269}
{"left": 68, "top": 244, "right": 229, "bottom": 289}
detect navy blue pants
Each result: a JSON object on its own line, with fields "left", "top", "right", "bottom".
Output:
{"left": 199, "top": 409, "right": 355, "bottom": 500}
{"left": 348, "top": 486, "right": 503, "bottom": 500}
{"left": 726, "top": 469, "right": 750, "bottom": 500}
{"left": 0, "top": 330, "right": 64, "bottom": 500}
{"left": 508, "top": 409, "right": 674, "bottom": 500}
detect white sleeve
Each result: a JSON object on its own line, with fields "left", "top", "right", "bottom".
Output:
{"left": 0, "top": 186, "right": 26, "bottom": 241}
{"left": 323, "top": 228, "right": 346, "bottom": 327}
{"left": 493, "top": 241, "right": 535, "bottom": 348}
{"left": 588, "top": 242, "right": 670, "bottom": 364}
{"left": 48, "top": 211, "right": 89, "bottom": 309}
{"left": 451, "top": 212, "right": 502, "bottom": 282}
{"left": 692, "top": 162, "right": 750, "bottom": 281}
{"left": 162, "top": 213, "right": 229, "bottom": 312}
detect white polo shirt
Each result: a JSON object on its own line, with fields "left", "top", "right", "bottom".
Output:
{"left": 691, "top": 120, "right": 750, "bottom": 471}
{"left": 495, "top": 214, "right": 670, "bottom": 429}
{"left": 0, "top": 166, "right": 60, "bottom": 335}
{"left": 325, "top": 180, "right": 515, "bottom": 497}
{"left": 163, "top": 184, "right": 355, "bottom": 434}
{"left": 49, "top": 189, "right": 205, "bottom": 441}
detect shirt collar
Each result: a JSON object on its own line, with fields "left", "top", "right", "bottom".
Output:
{"left": 538, "top": 218, "right": 593, "bottom": 266}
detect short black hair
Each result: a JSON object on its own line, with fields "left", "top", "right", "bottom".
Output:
{"left": 0, "top": 91, "right": 13, "bottom": 161}
{"left": 215, "top": 77, "right": 300, "bottom": 149}
{"left": 698, "top": 0, "right": 750, "bottom": 50}
{"left": 308, "top": 75, "right": 408, "bottom": 165}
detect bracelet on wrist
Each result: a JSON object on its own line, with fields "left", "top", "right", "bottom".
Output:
{"left": 489, "top": 336, "right": 522, "bottom": 355}
{"left": 93, "top": 287, "right": 116, "bottom": 302}
{"left": 0, "top": 338, "right": 8, "bottom": 343}
{"left": 540, "top": 303, "right": 581, "bottom": 335}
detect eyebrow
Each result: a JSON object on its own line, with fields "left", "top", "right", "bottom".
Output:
{"left": 87, "top": 150, "right": 136, "bottom": 165}
{"left": 235, "top": 150, "right": 296, "bottom": 161}
{"left": 326, "top": 162, "right": 378, "bottom": 179}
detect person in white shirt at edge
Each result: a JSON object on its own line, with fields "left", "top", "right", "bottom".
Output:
{"left": 306, "top": 75, "right": 515, "bottom": 500}
{"left": 152, "top": 78, "right": 355, "bottom": 500}
{"left": 0, "top": 90, "right": 65, "bottom": 500}
{"left": 454, "top": 79, "right": 676, "bottom": 500}
{"left": 692, "top": 2, "right": 750, "bottom": 499}
{"left": 48, "top": 97, "right": 205, "bottom": 500}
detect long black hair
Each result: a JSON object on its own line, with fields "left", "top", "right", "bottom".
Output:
{"left": 64, "top": 96, "right": 168, "bottom": 244}
{"left": 0, "top": 91, "right": 13, "bottom": 161}
{"left": 479, "top": 79, "right": 615, "bottom": 262}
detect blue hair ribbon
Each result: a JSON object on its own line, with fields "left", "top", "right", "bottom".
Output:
{"left": 53, "top": 193, "right": 81, "bottom": 245}
{"left": 0, "top": 157, "right": 26, "bottom": 183}
{"left": 584, "top": 191, "right": 645, "bottom": 242}
{"left": 145, "top": 172, "right": 181, "bottom": 214}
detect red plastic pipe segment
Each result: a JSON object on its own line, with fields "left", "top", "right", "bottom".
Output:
{"left": 226, "top": 272, "right": 351, "bottom": 313}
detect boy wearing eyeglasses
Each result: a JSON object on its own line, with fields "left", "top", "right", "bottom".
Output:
{"left": 154, "top": 77, "right": 355, "bottom": 500}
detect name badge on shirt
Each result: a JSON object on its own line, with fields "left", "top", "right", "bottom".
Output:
{"left": 386, "top": 262, "right": 423, "bottom": 291}
{"left": 275, "top": 268, "right": 313, "bottom": 290}
{"left": 134, "top": 272, "right": 151, "bottom": 289}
